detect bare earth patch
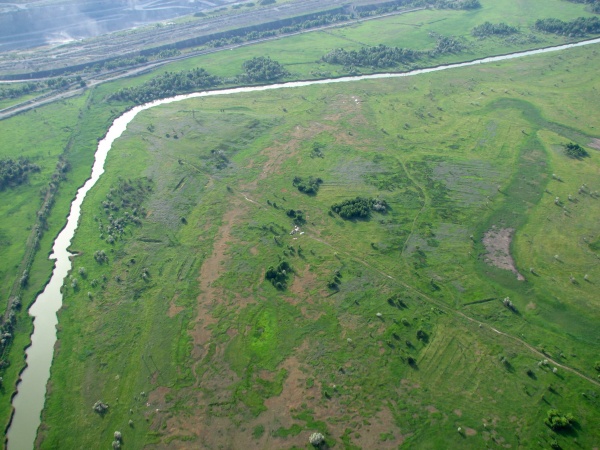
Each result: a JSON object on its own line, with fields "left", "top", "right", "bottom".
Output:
{"left": 482, "top": 227, "right": 524, "bottom": 280}
{"left": 588, "top": 138, "right": 600, "bottom": 150}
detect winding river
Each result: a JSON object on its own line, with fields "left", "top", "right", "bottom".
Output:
{"left": 6, "top": 36, "right": 600, "bottom": 449}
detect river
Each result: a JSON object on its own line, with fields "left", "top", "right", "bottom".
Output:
{"left": 6, "top": 36, "right": 600, "bottom": 449}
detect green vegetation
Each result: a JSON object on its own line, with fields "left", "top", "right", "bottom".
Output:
{"left": 292, "top": 175, "right": 322, "bottom": 195}
{"left": 241, "top": 56, "right": 289, "bottom": 82}
{"left": 545, "top": 409, "right": 576, "bottom": 431}
{"left": 563, "top": 141, "right": 589, "bottom": 158}
{"left": 471, "top": 21, "right": 519, "bottom": 37}
{"left": 331, "top": 197, "right": 388, "bottom": 219}
{"left": 0, "top": 157, "right": 40, "bottom": 191}
{"left": 535, "top": 16, "right": 600, "bottom": 35}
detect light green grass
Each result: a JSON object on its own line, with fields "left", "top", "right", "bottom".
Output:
{"left": 37, "top": 43, "right": 600, "bottom": 449}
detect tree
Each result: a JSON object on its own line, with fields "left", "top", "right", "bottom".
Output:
{"left": 563, "top": 142, "right": 589, "bottom": 159}
{"left": 545, "top": 409, "right": 575, "bottom": 430}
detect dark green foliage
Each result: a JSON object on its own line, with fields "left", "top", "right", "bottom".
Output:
{"left": 108, "top": 68, "right": 222, "bottom": 103}
{"left": 562, "top": 0, "right": 600, "bottom": 14}
{"left": 286, "top": 209, "right": 305, "bottom": 225}
{"left": 563, "top": 142, "right": 589, "bottom": 159}
{"left": 534, "top": 16, "right": 600, "bottom": 36}
{"left": 545, "top": 409, "right": 575, "bottom": 430}
{"left": 430, "top": 35, "right": 466, "bottom": 56}
{"left": 0, "top": 157, "right": 41, "bottom": 191}
{"left": 472, "top": 22, "right": 519, "bottom": 38}
{"left": 292, "top": 176, "right": 323, "bottom": 195}
{"left": 241, "top": 56, "right": 289, "bottom": 83}
{"left": 265, "top": 260, "right": 291, "bottom": 289}
{"left": 331, "top": 197, "right": 388, "bottom": 219}
{"left": 258, "top": 0, "right": 276, "bottom": 4}
{"left": 435, "top": 0, "right": 481, "bottom": 9}
{"left": 322, "top": 45, "right": 422, "bottom": 68}
{"left": 98, "top": 178, "right": 152, "bottom": 243}
{"left": 0, "top": 82, "right": 41, "bottom": 101}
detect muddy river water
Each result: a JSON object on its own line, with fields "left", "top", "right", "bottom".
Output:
{"left": 6, "top": 36, "right": 600, "bottom": 449}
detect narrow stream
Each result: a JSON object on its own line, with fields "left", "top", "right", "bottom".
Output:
{"left": 6, "top": 36, "right": 600, "bottom": 449}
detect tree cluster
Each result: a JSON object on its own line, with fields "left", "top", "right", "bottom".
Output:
{"left": 0, "top": 157, "right": 41, "bottom": 191}
{"left": 265, "top": 260, "right": 291, "bottom": 290}
{"left": 562, "top": 0, "right": 600, "bottom": 13}
{"left": 331, "top": 197, "right": 388, "bottom": 219}
{"left": 545, "top": 409, "right": 575, "bottom": 430}
{"left": 563, "top": 142, "right": 589, "bottom": 159}
{"left": 322, "top": 45, "right": 422, "bottom": 68}
{"left": 430, "top": 35, "right": 466, "bottom": 56}
{"left": 434, "top": 0, "right": 481, "bottom": 9}
{"left": 0, "top": 82, "right": 41, "bottom": 101}
{"left": 108, "top": 68, "right": 222, "bottom": 103}
{"left": 292, "top": 176, "right": 323, "bottom": 195}
{"left": 534, "top": 16, "right": 600, "bottom": 36}
{"left": 471, "top": 21, "right": 519, "bottom": 37}
{"left": 241, "top": 56, "right": 289, "bottom": 83}
{"left": 98, "top": 178, "right": 152, "bottom": 244}
{"left": 286, "top": 209, "right": 305, "bottom": 225}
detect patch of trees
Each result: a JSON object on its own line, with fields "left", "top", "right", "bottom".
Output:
{"left": 471, "top": 21, "right": 519, "bottom": 38}
{"left": 430, "top": 35, "right": 466, "bottom": 56}
{"left": 265, "top": 260, "right": 291, "bottom": 289}
{"left": 97, "top": 178, "right": 152, "bottom": 244}
{"left": 534, "top": 16, "right": 600, "bottom": 36}
{"left": 562, "top": 0, "right": 600, "bottom": 13}
{"left": 545, "top": 409, "right": 575, "bottom": 431}
{"left": 434, "top": 0, "right": 481, "bottom": 9}
{"left": 0, "top": 82, "right": 41, "bottom": 100}
{"left": 322, "top": 35, "right": 465, "bottom": 69}
{"left": 241, "top": 56, "right": 289, "bottom": 83}
{"left": 292, "top": 176, "right": 323, "bottom": 195}
{"left": 322, "top": 45, "right": 422, "bottom": 68}
{"left": 331, "top": 197, "right": 388, "bottom": 219}
{"left": 286, "top": 209, "right": 305, "bottom": 225}
{"left": 563, "top": 142, "right": 589, "bottom": 158}
{"left": 108, "top": 68, "right": 222, "bottom": 103}
{"left": 0, "top": 157, "right": 41, "bottom": 191}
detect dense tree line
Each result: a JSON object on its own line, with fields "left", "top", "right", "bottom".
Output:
{"left": 108, "top": 68, "right": 222, "bottom": 103}
{"left": 534, "top": 16, "right": 600, "bottom": 36}
{"left": 0, "top": 157, "right": 41, "bottom": 191}
{"left": 562, "top": 0, "right": 600, "bottom": 13}
{"left": 322, "top": 34, "right": 465, "bottom": 69}
{"left": 241, "top": 56, "right": 289, "bottom": 82}
{"left": 331, "top": 197, "right": 388, "bottom": 219}
{"left": 471, "top": 21, "right": 519, "bottom": 37}
{"left": 109, "top": 56, "right": 289, "bottom": 103}
{"left": 0, "top": 83, "right": 40, "bottom": 101}
{"left": 322, "top": 45, "right": 422, "bottom": 68}
{"left": 434, "top": 0, "right": 481, "bottom": 9}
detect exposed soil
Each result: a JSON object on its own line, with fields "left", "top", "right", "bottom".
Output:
{"left": 589, "top": 138, "right": 600, "bottom": 150}
{"left": 482, "top": 227, "right": 525, "bottom": 280}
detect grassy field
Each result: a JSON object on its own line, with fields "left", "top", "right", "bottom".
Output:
{"left": 34, "top": 43, "right": 600, "bottom": 449}
{"left": 0, "top": 0, "right": 599, "bottom": 446}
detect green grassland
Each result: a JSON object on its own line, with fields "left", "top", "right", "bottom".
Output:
{"left": 0, "top": 0, "right": 598, "bottom": 446}
{"left": 36, "top": 44, "right": 600, "bottom": 449}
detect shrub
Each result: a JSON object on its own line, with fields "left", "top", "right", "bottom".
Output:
{"left": 545, "top": 409, "right": 575, "bottom": 430}
{"left": 563, "top": 142, "right": 589, "bottom": 159}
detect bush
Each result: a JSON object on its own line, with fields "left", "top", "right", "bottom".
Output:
{"left": 292, "top": 176, "right": 323, "bottom": 195}
{"left": 331, "top": 197, "right": 388, "bottom": 219}
{"left": 563, "top": 142, "right": 589, "bottom": 159}
{"left": 545, "top": 409, "right": 575, "bottom": 430}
